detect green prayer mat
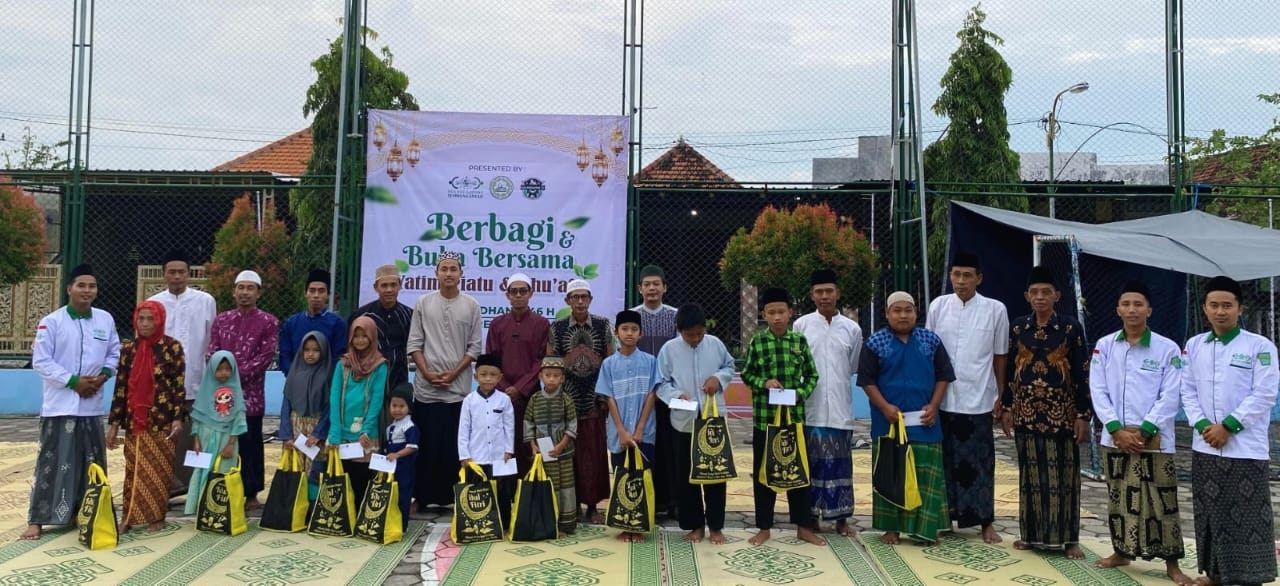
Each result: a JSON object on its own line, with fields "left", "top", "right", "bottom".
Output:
{"left": 433, "top": 525, "right": 885, "bottom": 585}
{"left": 859, "top": 532, "right": 1204, "bottom": 585}
{"left": 0, "top": 519, "right": 425, "bottom": 585}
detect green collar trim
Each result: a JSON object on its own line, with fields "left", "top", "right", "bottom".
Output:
{"left": 1114, "top": 328, "right": 1151, "bottom": 347}
{"left": 66, "top": 306, "right": 90, "bottom": 320}
{"left": 1206, "top": 325, "right": 1242, "bottom": 344}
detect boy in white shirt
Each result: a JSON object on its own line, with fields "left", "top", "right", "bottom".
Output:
{"left": 458, "top": 353, "right": 515, "bottom": 526}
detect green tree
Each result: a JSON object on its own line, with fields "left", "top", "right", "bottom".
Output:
{"left": 2, "top": 128, "right": 69, "bottom": 170}
{"left": 206, "top": 195, "right": 293, "bottom": 319}
{"left": 1187, "top": 92, "right": 1280, "bottom": 226}
{"left": 0, "top": 176, "right": 46, "bottom": 286}
{"left": 290, "top": 28, "right": 418, "bottom": 297}
{"left": 720, "top": 203, "right": 879, "bottom": 313}
{"left": 922, "top": 4, "right": 1026, "bottom": 281}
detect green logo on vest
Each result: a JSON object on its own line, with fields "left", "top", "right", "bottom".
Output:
{"left": 1259, "top": 352, "right": 1272, "bottom": 366}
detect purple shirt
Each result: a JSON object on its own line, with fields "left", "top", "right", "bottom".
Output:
{"left": 209, "top": 307, "right": 279, "bottom": 416}
{"left": 485, "top": 310, "right": 550, "bottom": 399}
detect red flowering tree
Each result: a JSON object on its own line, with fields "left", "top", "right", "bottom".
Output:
{"left": 0, "top": 177, "right": 46, "bottom": 286}
{"left": 206, "top": 195, "right": 293, "bottom": 318}
{"left": 720, "top": 203, "right": 878, "bottom": 310}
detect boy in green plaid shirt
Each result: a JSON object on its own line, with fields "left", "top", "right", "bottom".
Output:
{"left": 741, "top": 287, "right": 825, "bottom": 546}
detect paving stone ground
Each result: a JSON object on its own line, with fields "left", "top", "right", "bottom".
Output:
{"left": 3, "top": 415, "right": 1278, "bottom": 582}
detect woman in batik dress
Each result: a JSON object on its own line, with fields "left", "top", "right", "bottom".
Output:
{"left": 107, "top": 300, "right": 188, "bottom": 533}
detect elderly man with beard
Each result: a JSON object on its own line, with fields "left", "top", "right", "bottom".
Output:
{"left": 548, "top": 279, "right": 614, "bottom": 524}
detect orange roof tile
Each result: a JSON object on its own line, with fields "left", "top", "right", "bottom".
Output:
{"left": 212, "top": 128, "right": 313, "bottom": 176}
{"left": 1192, "top": 142, "right": 1279, "bottom": 185}
{"left": 637, "top": 140, "right": 739, "bottom": 187}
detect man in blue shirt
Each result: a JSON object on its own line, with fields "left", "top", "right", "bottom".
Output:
{"left": 279, "top": 269, "right": 348, "bottom": 375}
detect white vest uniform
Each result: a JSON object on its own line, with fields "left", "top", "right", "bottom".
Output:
{"left": 926, "top": 293, "right": 1009, "bottom": 414}
{"left": 31, "top": 306, "right": 121, "bottom": 417}
{"left": 1089, "top": 329, "right": 1182, "bottom": 454}
{"left": 793, "top": 312, "right": 862, "bottom": 430}
{"left": 150, "top": 287, "right": 217, "bottom": 397}
{"left": 1181, "top": 327, "right": 1279, "bottom": 461}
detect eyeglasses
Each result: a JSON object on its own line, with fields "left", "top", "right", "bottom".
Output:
{"left": 567, "top": 294, "right": 592, "bottom": 301}
{"left": 507, "top": 288, "right": 531, "bottom": 296}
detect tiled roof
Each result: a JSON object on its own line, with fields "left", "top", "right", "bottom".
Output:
{"left": 212, "top": 128, "right": 312, "bottom": 175}
{"left": 637, "top": 140, "right": 739, "bottom": 186}
{"left": 1192, "top": 142, "right": 1279, "bottom": 185}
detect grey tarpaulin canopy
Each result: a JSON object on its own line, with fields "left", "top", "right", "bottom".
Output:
{"left": 953, "top": 201, "right": 1280, "bottom": 280}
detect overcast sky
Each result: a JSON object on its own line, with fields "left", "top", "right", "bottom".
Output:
{"left": 2, "top": 0, "right": 1276, "bottom": 182}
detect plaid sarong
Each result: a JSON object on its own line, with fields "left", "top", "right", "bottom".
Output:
{"left": 871, "top": 441, "right": 948, "bottom": 542}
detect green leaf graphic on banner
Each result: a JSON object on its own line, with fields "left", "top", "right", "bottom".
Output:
{"left": 583, "top": 264, "right": 599, "bottom": 279}
{"left": 394, "top": 259, "right": 410, "bottom": 273}
{"left": 555, "top": 307, "right": 572, "bottom": 320}
{"left": 563, "top": 216, "right": 590, "bottom": 229}
{"left": 420, "top": 229, "right": 446, "bottom": 241}
{"left": 366, "top": 186, "right": 399, "bottom": 204}
{"left": 573, "top": 265, "right": 586, "bottom": 278}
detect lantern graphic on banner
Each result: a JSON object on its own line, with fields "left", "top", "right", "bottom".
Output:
{"left": 610, "top": 125, "right": 624, "bottom": 158}
{"left": 406, "top": 136, "right": 421, "bottom": 167}
{"left": 387, "top": 140, "right": 404, "bottom": 182}
{"left": 590, "top": 145, "right": 609, "bottom": 187}
{"left": 576, "top": 140, "right": 590, "bottom": 172}
{"left": 372, "top": 118, "right": 387, "bottom": 151}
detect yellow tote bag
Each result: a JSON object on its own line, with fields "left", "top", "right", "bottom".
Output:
{"left": 871, "top": 413, "right": 921, "bottom": 511}
{"left": 690, "top": 398, "right": 736, "bottom": 484}
{"left": 758, "top": 405, "right": 811, "bottom": 492}
{"left": 196, "top": 455, "right": 248, "bottom": 536}
{"left": 261, "top": 449, "right": 310, "bottom": 533}
{"left": 355, "top": 472, "right": 403, "bottom": 545}
{"left": 77, "top": 462, "right": 117, "bottom": 550}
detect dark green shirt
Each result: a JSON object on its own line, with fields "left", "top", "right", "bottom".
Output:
{"left": 741, "top": 329, "right": 819, "bottom": 430}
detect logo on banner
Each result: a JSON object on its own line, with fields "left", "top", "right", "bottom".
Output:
{"left": 448, "top": 176, "right": 485, "bottom": 199}
{"left": 521, "top": 178, "right": 546, "bottom": 200}
{"left": 490, "top": 176, "right": 514, "bottom": 199}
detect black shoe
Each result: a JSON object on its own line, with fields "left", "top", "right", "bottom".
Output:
{"left": 263, "top": 434, "right": 277, "bottom": 444}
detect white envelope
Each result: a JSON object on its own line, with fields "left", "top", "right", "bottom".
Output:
{"left": 901, "top": 410, "right": 925, "bottom": 427}
{"left": 184, "top": 450, "right": 212, "bottom": 470}
{"left": 369, "top": 453, "right": 397, "bottom": 474}
{"left": 536, "top": 437, "right": 558, "bottom": 462}
{"left": 338, "top": 442, "right": 366, "bottom": 460}
{"left": 293, "top": 434, "right": 320, "bottom": 461}
{"left": 768, "top": 388, "right": 797, "bottom": 406}
{"left": 668, "top": 398, "right": 699, "bottom": 411}
{"left": 491, "top": 458, "right": 518, "bottom": 477}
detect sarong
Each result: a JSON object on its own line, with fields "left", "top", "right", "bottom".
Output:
{"left": 1102, "top": 448, "right": 1183, "bottom": 561}
{"left": 413, "top": 400, "right": 462, "bottom": 508}
{"left": 290, "top": 414, "right": 321, "bottom": 501}
{"left": 806, "top": 426, "right": 853, "bottom": 521}
{"left": 28, "top": 416, "right": 106, "bottom": 526}
{"left": 1015, "top": 433, "right": 1080, "bottom": 549}
{"left": 871, "top": 441, "right": 948, "bottom": 541}
{"left": 122, "top": 430, "right": 176, "bottom": 527}
{"left": 940, "top": 411, "right": 995, "bottom": 528}
{"left": 573, "top": 412, "right": 610, "bottom": 507}
{"left": 1192, "top": 451, "right": 1277, "bottom": 584}
{"left": 544, "top": 456, "right": 577, "bottom": 533}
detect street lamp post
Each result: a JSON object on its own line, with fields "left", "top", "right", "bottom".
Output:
{"left": 1046, "top": 82, "right": 1090, "bottom": 219}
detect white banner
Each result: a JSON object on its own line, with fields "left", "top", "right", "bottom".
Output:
{"left": 362, "top": 110, "right": 630, "bottom": 335}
